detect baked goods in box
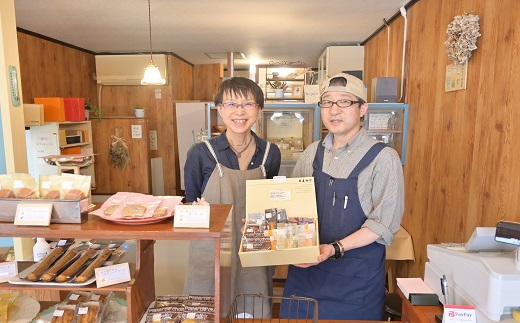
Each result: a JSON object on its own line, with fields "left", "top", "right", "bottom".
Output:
{"left": 50, "top": 304, "right": 76, "bottom": 323}
{"left": 39, "top": 175, "right": 62, "bottom": 199}
{"left": 63, "top": 291, "right": 92, "bottom": 305}
{"left": 76, "top": 301, "right": 101, "bottom": 323}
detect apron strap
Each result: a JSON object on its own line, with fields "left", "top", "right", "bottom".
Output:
{"left": 259, "top": 142, "right": 271, "bottom": 178}
{"left": 204, "top": 140, "right": 223, "bottom": 177}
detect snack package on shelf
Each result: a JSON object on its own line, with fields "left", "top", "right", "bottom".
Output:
{"left": 0, "top": 291, "right": 19, "bottom": 323}
{"left": 60, "top": 173, "right": 91, "bottom": 200}
{"left": 75, "top": 301, "right": 102, "bottom": 323}
{"left": 50, "top": 304, "right": 77, "bottom": 323}
{"left": 39, "top": 175, "right": 63, "bottom": 199}
{"left": 63, "top": 291, "right": 92, "bottom": 305}
{"left": 0, "top": 173, "right": 39, "bottom": 198}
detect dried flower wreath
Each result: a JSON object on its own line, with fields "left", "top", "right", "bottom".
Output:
{"left": 445, "top": 13, "right": 481, "bottom": 65}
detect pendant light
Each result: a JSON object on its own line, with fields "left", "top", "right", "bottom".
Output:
{"left": 141, "top": 0, "right": 166, "bottom": 85}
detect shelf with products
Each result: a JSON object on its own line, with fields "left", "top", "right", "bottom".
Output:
{"left": 28, "top": 121, "right": 96, "bottom": 189}
{"left": 256, "top": 64, "right": 310, "bottom": 102}
{"left": 320, "top": 103, "right": 409, "bottom": 165}
{"left": 0, "top": 204, "right": 233, "bottom": 323}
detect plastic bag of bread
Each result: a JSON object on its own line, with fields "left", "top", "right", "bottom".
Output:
{"left": 10, "top": 173, "right": 39, "bottom": 198}
{"left": 60, "top": 173, "right": 91, "bottom": 200}
{"left": 50, "top": 304, "right": 77, "bottom": 323}
{"left": 63, "top": 291, "right": 92, "bottom": 305}
{"left": 0, "top": 174, "right": 15, "bottom": 198}
{"left": 40, "top": 175, "right": 62, "bottom": 200}
{"left": 56, "top": 248, "right": 98, "bottom": 283}
{"left": 76, "top": 301, "right": 102, "bottom": 323}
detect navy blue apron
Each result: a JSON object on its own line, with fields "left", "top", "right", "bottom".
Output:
{"left": 281, "top": 142, "right": 387, "bottom": 320}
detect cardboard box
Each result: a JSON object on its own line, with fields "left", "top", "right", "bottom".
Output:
{"left": 23, "top": 103, "right": 44, "bottom": 126}
{"left": 239, "top": 176, "right": 319, "bottom": 267}
{"left": 34, "top": 97, "right": 66, "bottom": 122}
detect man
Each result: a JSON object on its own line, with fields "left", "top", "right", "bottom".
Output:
{"left": 281, "top": 73, "right": 405, "bottom": 320}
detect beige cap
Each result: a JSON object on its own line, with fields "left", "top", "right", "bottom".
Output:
{"left": 320, "top": 73, "right": 367, "bottom": 102}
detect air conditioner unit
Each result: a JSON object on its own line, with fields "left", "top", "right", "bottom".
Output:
{"left": 95, "top": 54, "right": 168, "bottom": 85}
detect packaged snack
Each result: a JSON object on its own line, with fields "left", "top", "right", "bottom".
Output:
{"left": 0, "top": 291, "right": 19, "bottom": 323}
{"left": 39, "top": 175, "right": 62, "bottom": 199}
{"left": 63, "top": 291, "right": 92, "bottom": 305}
{"left": 76, "top": 301, "right": 101, "bottom": 323}
{"left": 56, "top": 248, "right": 97, "bottom": 283}
{"left": 60, "top": 173, "right": 91, "bottom": 200}
{"left": 26, "top": 247, "right": 65, "bottom": 281}
{"left": 50, "top": 304, "right": 77, "bottom": 323}
{"left": 0, "top": 174, "right": 14, "bottom": 198}
{"left": 40, "top": 248, "right": 81, "bottom": 282}
{"left": 10, "top": 173, "right": 39, "bottom": 198}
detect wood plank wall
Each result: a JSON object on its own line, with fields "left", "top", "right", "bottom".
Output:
{"left": 364, "top": 0, "right": 520, "bottom": 280}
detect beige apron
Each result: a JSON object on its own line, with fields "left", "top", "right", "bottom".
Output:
{"left": 184, "top": 141, "right": 274, "bottom": 317}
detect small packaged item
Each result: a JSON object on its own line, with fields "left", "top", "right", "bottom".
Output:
{"left": 50, "top": 304, "right": 77, "bottom": 323}
{"left": 63, "top": 291, "right": 92, "bottom": 305}
{"left": 56, "top": 248, "right": 97, "bottom": 283}
{"left": 76, "top": 301, "right": 102, "bottom": 323}
{"left": 0, "top": 174, "right": 15, "bottom": 198}
{"left": 39, "top": 175, "right": 62, "bottom": 199}
{"left": 10, "top": 173, "right": 39, "bottom": 198}
{"left": 60, "top": 173, "right": 91, "bottom": 200}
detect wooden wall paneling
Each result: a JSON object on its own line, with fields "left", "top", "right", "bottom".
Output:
{"left": 17, "top": 32, "right": 97, "bottom": 104}
{"left": 92, "top": 118, "right": 151, "bottom": 194}
{"left": 364, "top": 0, "right": 520, "bottom": 282}
{"left": 193, "top": 64, "right": 224, "bottom": 101}
{"left": 170, "top": 55, "right": 194, "bottom": 100}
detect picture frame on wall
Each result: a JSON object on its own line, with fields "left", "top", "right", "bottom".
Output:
{"left": 291, "top": 85, "right": 304, "bottom": 99}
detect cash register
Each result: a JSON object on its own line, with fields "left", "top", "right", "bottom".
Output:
{"left": 424, "top": 221, "right": 520, "bottom": 322}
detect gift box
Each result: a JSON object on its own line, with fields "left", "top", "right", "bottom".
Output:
{"left": 239, "top": 176, "right": 320, "bottom": 267}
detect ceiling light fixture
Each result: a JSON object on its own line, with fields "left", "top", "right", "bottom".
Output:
{"left": 141, "top": 0, "right": 165, "bottom": 85}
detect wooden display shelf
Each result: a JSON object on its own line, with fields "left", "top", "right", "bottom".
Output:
{"left": 0, "top": 204, "right": 233, "bottom": 323}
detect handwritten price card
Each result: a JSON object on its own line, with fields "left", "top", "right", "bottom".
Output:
{"left": 95, "top": 263, "right": 131, "bottom": 288}
{"left": 174, "top": 205, "right": 210, "bottom": 228}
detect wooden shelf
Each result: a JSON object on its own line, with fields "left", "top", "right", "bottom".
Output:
{"left": 0, "top": 204, "right": 233, "bottom": 323}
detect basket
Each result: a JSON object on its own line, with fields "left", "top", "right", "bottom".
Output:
{"left": 225, "top": 293, "right": 318, "bottom": 323}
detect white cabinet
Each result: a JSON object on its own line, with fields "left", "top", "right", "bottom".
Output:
{"left": 318, "top": 46, "right": 365, "bottom": 88}
{"left": 28, "top": 121, "right": 96, "bottom": 189}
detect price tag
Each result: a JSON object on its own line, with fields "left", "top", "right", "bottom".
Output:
{"left": 174, "top": 205, "right": 210, "bottom": 228}
{"left": 95, "top": 263, "right": 131, "bottom": 288}
{"left": 0, "top": 261, "right": 18, "bottom": 283}
{"left": 443, "top": 304, "right": 476, "bottom": 323}
{"left": 14, "top": 203, "right": 52, "bottom": 226}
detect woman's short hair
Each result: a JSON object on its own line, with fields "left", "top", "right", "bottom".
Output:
{"left": 214, "top": 77, "right": 264, "bottom": 108}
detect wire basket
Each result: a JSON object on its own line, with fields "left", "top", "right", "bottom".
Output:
{"left": 225, "top": 293, "right": 318, "bottom": 323}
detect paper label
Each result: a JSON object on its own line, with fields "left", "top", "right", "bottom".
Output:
{"left": 14, "top": 203, "right": 52, "bottom": 226}
{"left": 443, "top": 305, "right": 477, "bottom": 323}
{"left": 174, "top": 205, "right": 210, "bottom": 228}
{"left": 0, "top": 262, "right": 17, "bottom": 282}
{"left": 95, "top": 263, "right": 131, "bottom": 288}
{"left": 269, "top": 190, "right": 291, "bottom": 201}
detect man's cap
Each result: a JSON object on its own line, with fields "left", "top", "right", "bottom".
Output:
{"left": 320, "top": 73, "right": 367, "bottom": 102}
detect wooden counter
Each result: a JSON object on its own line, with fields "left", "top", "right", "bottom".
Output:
{"left": 0, "top": 204, "right": 233, "bottom": 323}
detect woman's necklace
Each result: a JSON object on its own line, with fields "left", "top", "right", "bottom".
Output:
{"left": 229, "top": 136, "right": 253, "bottom": 158}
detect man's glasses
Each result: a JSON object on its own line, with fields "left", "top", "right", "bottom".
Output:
{"left": 220, "top": 102, "right": 259, "bottom": 110}
{"left": 318, "top": 99, "right": 360, "bottom": 108}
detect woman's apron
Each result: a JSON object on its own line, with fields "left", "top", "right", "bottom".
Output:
{"left": 281, "top": 142, "right": 387, "bottom": 320}
{"left": 184, "top": 141, "right": 275, "bottom": 318}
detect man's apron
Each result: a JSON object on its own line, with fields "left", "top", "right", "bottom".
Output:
{"left": 184, "top": 141, "right": 275, "bottom": 318}
{"left": 281, "top": 142, "right": 387, "bottom": 320}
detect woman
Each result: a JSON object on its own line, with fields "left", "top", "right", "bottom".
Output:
{"left": 183, "top": 77, "right": 281, "bottom": 317}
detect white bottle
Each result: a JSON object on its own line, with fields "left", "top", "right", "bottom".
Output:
{"left": 33, "top": 238, "right": 51, "bottom": 261}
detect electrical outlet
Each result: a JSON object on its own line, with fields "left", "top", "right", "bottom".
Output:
{"left": 149, "top": 130, "right": 158, "bottom": 150}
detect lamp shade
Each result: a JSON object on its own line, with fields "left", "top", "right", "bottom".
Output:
{"left": 141, "top": 60, "right": 166, "bottom": 85}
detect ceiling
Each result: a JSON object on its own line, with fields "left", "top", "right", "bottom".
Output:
{"left": 14, "top": 0, "right": 412, "bottom": 71}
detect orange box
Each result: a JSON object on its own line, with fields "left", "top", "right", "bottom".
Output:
{"left": 61, "top": 147, "right": 81, "bottom": 155}
{"left": 34, "top": 97, "right": 65, "bottom": 122}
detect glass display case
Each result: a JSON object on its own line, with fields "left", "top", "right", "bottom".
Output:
{"left": 363, "top": 103, "right": 409, "bottom": 165}
{"left": 207, "top": 103, "right": 321, "bottom": 176}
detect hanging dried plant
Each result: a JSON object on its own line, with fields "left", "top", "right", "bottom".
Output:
{"left": 109, "top": 128, "right": 130, "bottom": 168}
{"left": 445, "top": 13, "right": 481, "bottom": 65}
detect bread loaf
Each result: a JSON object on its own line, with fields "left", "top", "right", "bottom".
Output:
{"left": 26, "top": 247, "right": 64, "bottom": 281}
{"left": 55, "top": 249, "right": 97, "bottom": 283}
{"left": 41, "top": 249, "right": 80, "bottom": 282}
{"left": 76, "top": 249, "right": 113, "bottom": 283}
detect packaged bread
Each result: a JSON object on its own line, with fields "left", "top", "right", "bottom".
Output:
{"left": 60, "top": 173, "right": 91, "bottom": 200}
{"left": 40, "top": 248, "right": 81, "bottom": 282}
{"left": 63, "top": 291, "right": 92, "bottom": 305}
{"left": 39, "top": 175, "right": 62, "bottom": 200}
{"left": 75, "top": 248, "right": 113, "bottom": 283}
{"left": 76, "top": 301, "right": 101, "bottom": 323}
{"left": 50, "top": 304, "right": 76, "bottom": 323}
{"left": 0, "top": 174, "right": 14, "bottom": 199}
{"left": 10, "top": 173, "right": 39, "bottom": 198}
